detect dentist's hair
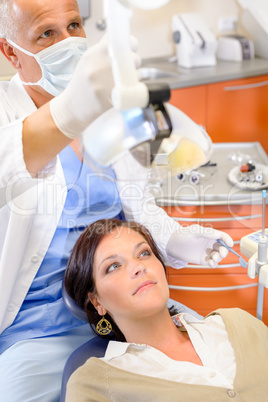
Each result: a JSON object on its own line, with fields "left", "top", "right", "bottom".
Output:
{"left": 0, "top": 0, "right": 18, "bottom": 40}
{"left": 65, "top": 219, "right": 170, "bottom": 341}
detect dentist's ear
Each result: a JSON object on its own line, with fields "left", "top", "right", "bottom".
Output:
{"left": 0, "top": 39, "right": 20, "bottom": 68}
{"left": 89, "top": 293, "right": 107, "bottom": 316}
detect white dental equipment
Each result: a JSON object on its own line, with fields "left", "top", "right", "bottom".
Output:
{"left": 240, "top": 190, "right": 268, "bottom": 320}
{"left": 172, "top": 13, "right": 218, "bottom": 68}
{"left": 82, "top": 0, "right": 212, "bottom": 181}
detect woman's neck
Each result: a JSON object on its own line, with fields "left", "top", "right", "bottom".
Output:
{"left": 120, "top": 309, "right": 203, "bottom": 365}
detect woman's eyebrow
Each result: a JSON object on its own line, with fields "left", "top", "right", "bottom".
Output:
{"left": 100, "top": 254, "right": 118, "bottom": 266}
{"left": 99, "top": 242, "right": 148, "bottom": 267}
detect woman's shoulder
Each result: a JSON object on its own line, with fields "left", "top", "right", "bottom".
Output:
{"left": 209, "top": 308, "right": 267, "bottom": 331}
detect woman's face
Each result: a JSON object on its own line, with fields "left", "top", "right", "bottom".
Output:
{"left": 91, "top": 227, "right": 170, "bottom": 324}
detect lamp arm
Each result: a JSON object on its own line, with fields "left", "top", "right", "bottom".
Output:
{"left": 103, "top": 0, "right": 170, "bottom": 110}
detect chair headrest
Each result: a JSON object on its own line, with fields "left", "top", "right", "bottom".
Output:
{"left": 62, "top": 282, "right": 88, "bottom": 322}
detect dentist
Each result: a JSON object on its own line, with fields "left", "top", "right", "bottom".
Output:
{"left": 0, "top": 0, "right": 233, "bottom": 401}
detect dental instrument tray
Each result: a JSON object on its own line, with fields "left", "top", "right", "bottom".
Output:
{"left": 154, "top": 142, "right": 268, "bottom": 207}
{"left": 228, "top": 163, "right": 268, "bottom": 190}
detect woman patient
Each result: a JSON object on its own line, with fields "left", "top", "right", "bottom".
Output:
{"left": 64, "top": 218, "right": 268, "bottom": 401}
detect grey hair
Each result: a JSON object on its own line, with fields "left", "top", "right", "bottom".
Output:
{"left": 0, "top": 0, "right": 18, "bottom": 40}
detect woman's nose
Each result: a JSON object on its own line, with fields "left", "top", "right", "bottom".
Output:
{"left": 130, "top": 261, "right": 147, "bottom": 278}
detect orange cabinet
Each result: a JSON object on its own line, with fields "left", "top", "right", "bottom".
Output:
{"left": 207, "top": 75, "right": 268, "bottom": 153}
{"left": 170, "top": 75, "right": 268, "bottom": 154}
{"left": 162, "top": 204, "right": 268, "bottom": 325}
{"left": 170, "top": 85, "right": 207, "bottom": 127}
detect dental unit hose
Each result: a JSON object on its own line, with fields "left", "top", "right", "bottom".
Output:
{"left": 256, "top": 190, "right": 267, "bottom": 320}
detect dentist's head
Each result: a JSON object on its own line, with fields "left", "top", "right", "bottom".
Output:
{"left": 0, "top": 0, "right": 87, "bottom": 105}
{"left": 0, "top": 0, "right": 19, "bottom": 41}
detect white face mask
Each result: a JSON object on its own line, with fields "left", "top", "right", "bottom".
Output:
{"left": 7, "top": 36, "right": 88, "bottom": 96}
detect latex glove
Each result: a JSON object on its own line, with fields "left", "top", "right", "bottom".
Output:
{"left": 50, "top": 35, "right": 141, "bottom": 139}
{"left": 166, "top": 224, "right": 234, "bottom": 268}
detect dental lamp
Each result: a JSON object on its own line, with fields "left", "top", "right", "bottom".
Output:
{"left": 82, "top": 0, "right": 212, "bottom": 181}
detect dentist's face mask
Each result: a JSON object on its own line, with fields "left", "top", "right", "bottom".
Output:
{"left": 7, "top": 36, "right": 88, "bottom": 96}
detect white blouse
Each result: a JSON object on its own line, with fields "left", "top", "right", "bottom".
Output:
{"left": 101, "top": 313, "right": 236, "bottom": 389}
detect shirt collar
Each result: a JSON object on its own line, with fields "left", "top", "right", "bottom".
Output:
{"left": 104, "top": 313, "right": 203, "bottom": 360}
{"left": 172, "top": 312, "right": 203, "bottom": 328}
{"left": 104, "top": 340, "right": 147, "bottom": 360}
{"left": 7, "top": 73, "right": 37, "bottom": 118}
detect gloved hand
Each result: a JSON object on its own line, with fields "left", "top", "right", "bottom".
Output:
{"left": 166, "top": 224, "right": 234, "bottom": 268}
{"left": 50, "top": 35, "right": 141, "bottom": 139}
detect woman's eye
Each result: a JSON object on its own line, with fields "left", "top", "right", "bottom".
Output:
{"left": 140, "top": 250, "right": 150, "bottom": 257}
{"left": 106, "top": 263, "right": 120, "bottom": 274}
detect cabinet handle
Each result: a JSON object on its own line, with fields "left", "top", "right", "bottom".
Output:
{"left": 172, "top": 214, "right": 261, "bottom": 223}
{"left": 157, "top": 199, "right": 259, "bottom": 206}
{"left": 185, "top": 263, "right": 245, "bottom": 268}
{"left": 224, "top": 80, "right": 268, "bottom": 91}
{"left": 169, "top": 283, "right": 257, "bottom": 291}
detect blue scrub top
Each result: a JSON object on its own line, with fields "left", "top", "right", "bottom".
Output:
{"left": 0, "top": 146, "right": 123, "bottom": 353}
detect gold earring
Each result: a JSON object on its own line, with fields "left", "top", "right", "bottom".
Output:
{"left": 96, "top": 316, "right": 112, "bottom": 335}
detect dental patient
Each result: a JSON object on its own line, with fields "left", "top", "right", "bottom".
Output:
{"left": 64, "top": 219, "right": 268, "bottom": 401}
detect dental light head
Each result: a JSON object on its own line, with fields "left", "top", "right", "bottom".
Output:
{"left": 82, "top": 0, "right": 212, "bottom": 182}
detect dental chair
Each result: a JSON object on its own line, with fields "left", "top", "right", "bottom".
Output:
{"left": 60, "top": 282, "right": 203, "bottom": 401}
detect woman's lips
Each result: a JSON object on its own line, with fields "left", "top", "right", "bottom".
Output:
{"left": 133, "top": 280, "right": 156, "bottom": 295}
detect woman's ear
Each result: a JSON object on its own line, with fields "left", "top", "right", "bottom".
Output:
{"left": 0, "top": 39, "right": 20, "bottom": 69}
{"left": 89, "top": 293, "right": 107, "bottom": 316}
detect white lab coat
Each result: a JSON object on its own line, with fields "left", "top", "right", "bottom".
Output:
{"left": 0, "top": 75, "right": 68, "bottom": 333}
{"left": 0, "top": 74, "right": 185, "bottom": 334}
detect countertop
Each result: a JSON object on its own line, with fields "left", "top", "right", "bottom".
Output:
{"left": 1, "top": 54, "right": 268, "bottom": 87}
{"left": 151, "top": 142, "right": 268, "bottom": 207}
{"left": 142, "top": 57, "right": 268, "bottom": 89}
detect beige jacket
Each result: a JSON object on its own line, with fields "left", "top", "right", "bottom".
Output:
{"left": 66, "top": 308, "right": 268, "bottom": 401}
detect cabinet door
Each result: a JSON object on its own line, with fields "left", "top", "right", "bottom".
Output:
{"left": 207, "top": 75, "right": 268, "bottom": 153}
{"left": 169, "top": 85, "right": 207, "bottom": 126}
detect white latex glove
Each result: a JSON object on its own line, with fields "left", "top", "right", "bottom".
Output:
{"left": 50, "top": 35, "right": 141, "bottom": 139}
{"left": 166, "top": 224, "right": 234, "bottom": 268}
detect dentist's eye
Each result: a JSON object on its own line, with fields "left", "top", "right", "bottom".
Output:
{"left": 69, "top": 22, "right": 80, "bottom": 31}
{"left": 40, "top": 30, "right": 52, "bottom": 38}
{"left": 106, "top": 263, "right": 120, "bottom": 274}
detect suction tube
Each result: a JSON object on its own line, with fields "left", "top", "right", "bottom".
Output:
{"left": 257, "top": 190, "right": 267, "bottom": 320}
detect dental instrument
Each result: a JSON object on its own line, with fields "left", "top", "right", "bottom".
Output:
{"left": 81, "top": 0, "right": 212, "bottom": 181}
{"left": 217, "top": 239, "right": 247, "bottom": 268}
{"left": 240, "top": 190, "right": 268, "bottom": 320}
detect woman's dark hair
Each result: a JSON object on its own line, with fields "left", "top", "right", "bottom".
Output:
{"left": 65, "top": 218, "right": 176, "bottom": 341}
